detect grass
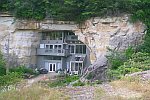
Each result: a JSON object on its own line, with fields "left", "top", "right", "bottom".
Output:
{"left": 48, "top": 75, "right": 79, "bottom": 87}
{"left": 95, "top": 76, "right": 150, "bottom": 100}
{"left": 110, "top": 76, "right": 150, "bottom": 100}
{"left": 94, "top": 87, "right": 126, "bottom": 100}
{"left": 0, "top": 84, "right": 70, "bottom": 100}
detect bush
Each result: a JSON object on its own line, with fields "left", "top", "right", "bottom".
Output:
{"left": 107, "top": 47, "right": 134, "bottom": 70}
{"left": 0, "top": 72, "right": 22, "bottom": 87}
{"left": 49, "top": 75, "right": 79, "bottom": 87}
{"left": 72, "top": 80, "right": 85, "bottom": 86}
{"left": 0, "top": 66, "right": 6, "bottom": 76}
{"left": 107, "top": 52, "right": 150, "bottom": 80}
{"left": 10, "top": 66, "right": 36, "bottom": 75}
{"left": 0, "top": 51, "right": 6, "bottom": 76}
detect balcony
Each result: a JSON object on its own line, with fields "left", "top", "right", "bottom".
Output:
{"left": 40, "top": 40, "right": 63, "bottom": 44}
{"left": 37, "top": 48, "right": 69, "bottom": 56}
{"left": 65, "top": 35, "right": 78, "bottom": 41}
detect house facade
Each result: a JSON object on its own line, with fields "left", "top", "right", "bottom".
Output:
{"left": 36, "top": 31, "right": 91, "bottom": 75}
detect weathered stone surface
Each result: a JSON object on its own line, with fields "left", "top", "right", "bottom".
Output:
{"left": 0, "top": 16, "right": 41, "bottom": 66}
{"left": 126, "top": 70, "right": 150, "bottom": 80}
{"left": 16, "top": 20, "right": 40, "bottom": 30}
{"left": 40, "top": 21, "right": 77, "bottom": 30}
{"left": 75, "top": 15, "right": 145, "bottom": 66}
{"left": 75, "top": 15, "right": 145, "bottom": 81}
{"left": 0, "top": 14, "right": 146, "bottom": 70}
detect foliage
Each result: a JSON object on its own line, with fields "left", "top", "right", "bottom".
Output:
{"left": 0, "top": 85, "right": 70, "bottom": 100}
{"left": 0, "top": 0, "right": 150, "bottom": 52}
{"left": 10, "top": 66, "right": 36, "bottom": 75}
{"left": 0, "top": 0, "right": 149, "bottom": 22}
{"left": 0, "top": 72, "right": 22, "bottom": 87}
{"left": 129, "top": 0, "right": 150, "bottom": 53}
{"left": 49, "top": 75, "right": 79, "bottom": 87}
{"left": 0, "top": 66, "right": 6, "bottom": 76}
{"left": 72, "top": 80, "right": 85, "bottom": 86}
{"left": 108, "top": 52, "right": 150, "bottom": 80}
{"left": 0, "top": 51, "right": 6, "bottom": 76}
{"left": 107, "top": 47, "right": 135, "bottom": 70}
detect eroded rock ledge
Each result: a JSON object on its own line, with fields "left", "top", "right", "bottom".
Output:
{"left": 0, "top": 14, "right": 145, "bottom": 68}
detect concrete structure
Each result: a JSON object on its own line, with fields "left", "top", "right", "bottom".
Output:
{"left": 36, "top": 31, "right": 90, "bottom": 75}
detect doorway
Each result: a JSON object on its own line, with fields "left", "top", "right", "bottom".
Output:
{"left": 49, "top": 63, "right": 56, "bottom": 72}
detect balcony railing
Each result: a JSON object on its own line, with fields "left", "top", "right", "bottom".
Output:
{"left": 37, "top": 48, "right": 69, "bottom": 56}
{"left": 40, "top": 40, "right": 63, "bottom": 44}
{"left": 65, "top": 35, "right": 78, "bottom": 41}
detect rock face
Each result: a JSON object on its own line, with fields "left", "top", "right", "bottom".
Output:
{"left": 75, "top": 15, "right": 145, "bottom": 80}
{"left": 0, "top": 15, "right": 41, "bottom": 67}
{"left": 0, "top": 14, "right": 145, "bottom": 70}
{"left": 75, "top": 15, "right": 145, "bottom": 65}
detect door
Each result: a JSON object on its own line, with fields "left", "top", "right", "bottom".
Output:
{"left": 49, "top": 63, "right": 56, "bottom": 72}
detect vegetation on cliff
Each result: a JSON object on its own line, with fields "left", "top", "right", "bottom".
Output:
{"left": 0, "top": 0, "right": 149, "bottom": 51}
{"left": 0, "top": 0, "right": 150, "bottom": 80}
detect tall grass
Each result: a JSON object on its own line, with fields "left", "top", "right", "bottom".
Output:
{"left": 0, "top": 84, "right": 70, "bottom": 100}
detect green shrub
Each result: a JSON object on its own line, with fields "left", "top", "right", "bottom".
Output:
{"left": 0, "top": 66, "right": 6, "bottom": 76}
{"left": 0, "top": 72, "right": 22, "bottom": 87}
{"left": 107, "top": 52, "right": 150, "bottom": 80}
{"left": 107, "top": 47, "right": 135, "bottom": 70}
{"left": 10, "top": 66, "right": 36, "bottom": 75}
{"left": 72, "top": 80, "right": 85, "bottom": 86}
{"left": 49, "top": 75, "right": 79, "bottom": 87}
{"left": 0, "top": 51, "right": 6, "bottom": 76}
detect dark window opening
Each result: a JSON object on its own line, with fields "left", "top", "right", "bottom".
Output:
{"left": 75, "top": 57, "right": 84, "bottom": 61}
{"left": 69, "top": 45, "right": 75, "bottom": 53}
{"left": 76, "top": 45, "right": 86, "bottom": 54}
{"left": 71, "top": 62, "right": 83, "bottom": 71}
{"left": 45, "top": 56, "right": 61, "bottom": 60}
{"left": 42, "top": 31, "right": 63, "bottom": 40}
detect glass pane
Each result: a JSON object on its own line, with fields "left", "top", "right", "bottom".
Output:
{"left": 75, "top": 63, "right": 78, "bottom": 71}
{"left": 71, "top": 63, "right": 75, "bottom": 71}
{"left": 50, "top": 64, "right": 52, "bottom": 71}
{"left": 50, "top": 45, "right": 53, "bottom": 49}
{"left": 79, "top": 63, "right": 82, "bottom": 67}
{"left": 83, "top": 45, "right": 86, "bottom": 54}
{"left": 76, "top": 45, "right": 79, "bottom": 53}
{"left": 54, "top": 45, "right": 57, "bottom": 49}
{"left": 71, "top": 45, "right": 74, "bottom": 53}
{"left": 46, "top": 45, "right": 49, "bottom": 49}
{"left": 58, "top": 45, "right": 61, "bottom": 49}
{"left": 53, "top": 64, "right": 56, "bottom": 71}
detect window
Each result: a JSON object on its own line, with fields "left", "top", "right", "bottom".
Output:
{"left": 50, "top": 45, "right": 53, "bottom": 49}
{"left": 71, "top": 62, "right": 83, "bottom": 71}
{"left": 69, "top": 45, "right": 75, "bottom": 53}
{"left": 42, "top": 31, "right": 62, "bottom": 40}
{"left": 76, "top": 45, "right": 86, "bottom": 54}
{"left": 46, "top": 45, "right": 50, "bottom": 49}
{"left": 45, "top": 56, "right": 61, "bottom": 60}
{"left": 75, "top": 57, "right": 84, "bottom": 61}
{"left": 71, "top": 36, "right": 78, "bottom": 39}
{"left": 54, "top": 45, "right": 62, "bottom": 49}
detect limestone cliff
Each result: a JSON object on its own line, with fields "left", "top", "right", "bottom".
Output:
{"left": 0, "top": 14, "right": 145, "bottom": 69}
{"left": 0, "top": 15, "right": 41, "bottom": 67}
{"left": 75, "top": 15, "right": 145, "bottom": 65}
